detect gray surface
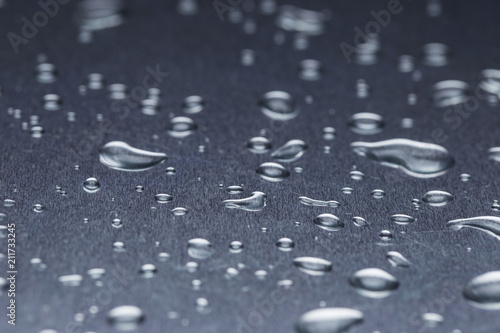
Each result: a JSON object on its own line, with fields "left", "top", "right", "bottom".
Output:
{"left": 1, "top": 0, "right": 500, "bottom": 332}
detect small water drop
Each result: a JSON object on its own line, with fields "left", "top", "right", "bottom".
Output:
{"left": 259, "top": 91, "right": 298, "bottom": 120}
{"left": 422, "top": 190, "right": 453, "bottom": 207}
{"left": 99, "top": 141, "right": 166, "bottom": 171}
{"left": 256, "top": 162, "right": 290, "bottom": 182}
{"left": 348, "top": 113, "right": 384, "bottom": 135}
{"left": 107, "top": 305, "right": 144, "bottom": 331}
{"left": 293, "top": 257, "right": 332, "bottom": 276}
{"left": 276, "top": 238, "right": 294, "bottom": 251}
{"left": 83, "top": 177, "right": 101, "bottom": 193}
{"left": 154, "top": 194, "right": 172, "bottom": 203}
{"left": 187, "top": 238, "right": 214, "bottom": 260}
{"left": 349, "top": 268, "right": 399, "bottom": 298}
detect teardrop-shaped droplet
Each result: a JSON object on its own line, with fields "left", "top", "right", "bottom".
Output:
{"left": 447, "top": 216, "right": 500, "bottom": 240}
{"left": 463, "top": 271, "right": 500, "bottom": 309}
{"left": 187, "top": 238, "right": 214, "bottom": 260}
{"left": 83, "top": 177, "right": 101, "bottom": 193}
{"left": 299, "top": 197, "right": 339, "bottom": 208}
{"left": 313, "top": 214, "right": 344, "bottom": 231}
{"left": 256, "top": 162, "right": 290, "bottom": 182}
{"left": 99, "top": 141, "right": 166, "bottom": 171}
{"left": 390, "top": 214, "right": 415, "bottom": 225}
{"left": 293, "top": 257, "right": 332, "bottom": 276}
{"left": 107, "top": 305, "right": 144, "bottom": 331}
{"left": 349, "top": 268, "right": 399, "bottom": 298}
{"left": 422, "top": 190, "right": 453, "bottom": 207}
{"left": 271, "top": 139, "right": 307, "bottom": 162}
{"left": 348, "top": 112, "right": 384, "bottom": 135}
{"left": 351, "top": 139, "right": 454, "bottom": 178}
{"left": 222, "top": 191, "right": 267, "bottom": 211}
{"left": 386, "top": 251, "right": 411, "bottom": 268}
{"left": 259, "top": 91, "right": 299, "bottom": 120}
{"left": 295, "top": 307, "right": 364, "bottom": 333}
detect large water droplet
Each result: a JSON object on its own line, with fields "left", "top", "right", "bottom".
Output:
{"left": 313, "top": 214, "right": 344, "bottom": 232}
{"left": 463, "top": 271, "right": 500, "bottom": 309}
{"left": 349, "top": 268, "right": 399, "bottom": 298}
{"left": 351, "top": 139, "right": 454, "bottom": 178}
{"left": 447, "top": 216, "right": 500, "bottom": 240}
{"left": 348, "top": 113, "right": 384, "bottom": 135}
{"left": 107, "top": 305, "right": 144, "bottom": 331}
{"left": 293, "top": 257, "right": 332, "bottom": 276}
{"left": 256, "top": 162, "right": 290, "bottom": 182}
{"left": 422, "top": 190, "right": 453, "bottom": 207}
{"left": 187, "top": 238, "right": 214, "bottom": 260}
{"left": 259, "top": 91, "right": 299, "bottom": 120}
{"left": 271, "top": 140, "right": 307, "bottom": 162}
{"left": 295, "top": 307, "right": 364, "bottom": 333}
{"left": 222, "top": 191, "right": 267, "bottom": 211}
{"left": 299, "top": 197, "right": 339, "bottom": 208}
{"left": 99, "top": 141, "right": 166, "bottom": 171}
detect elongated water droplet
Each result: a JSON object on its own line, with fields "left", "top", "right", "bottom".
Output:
{"left": 295, "top": 307, "right": 364, "bottom": 333}
{"left": 370, "top": 189, "right": 385, "bottom": 199}
{"left": 107, "top": 305, "right": 144, "bottom": 331}
{"left": 351, "top": 139, "right": 454, "bottom": 178}
{"left": 386, "top": 251, "right": 411, "bottom": 268}
{"left": 313, "top": 214, "right": 344, "bottom": 231}
{"left": 259, "top": 91, "right": 299, "bottom": 120}
{"left": 187, "top": 238, "right": 214, "bottom": 260}
{"left": 390, "top": 214, "right": 415, "bottom": 225}
{"left": 352, "top": 217, "right": 369, "bottom": 227}
{"left": 99, "top": 141, "right": 166, "bottom": 171}
{"left": 349, "top": 268, "right": 399, "bottom": 298}
{"left": 299, "top": 197, "right": 339, "bottom": 208}
{"left": 422, "top": 190, "right": 453, "bottom": 206}
{"left": 447, "top": 216, "right": 500, "bottom": 240}
{"left": 58, "top": 274, "right": 83, "bottom": 287}
{"left": 348, "top": 113, "right": 384, "bottom": 135}
{"left": 226, "top": 185, "right": 243, "bottom": 194}
{"left": 154, "top": 194, "right": 172, "bottom": 203}
{"left": 293, "top": 257, "right": 332, "bottom": 276}
{"left": 463, "top": 271, "right": 500, "bottom": 309}
{"left": 271, "top": 140, "right": 307, "bottom": 162}
{"left": 256, "top": 162, "right": 290, "bottom": 182}
{"left": 222, "top": 191, "right": 267, "bottom": 211}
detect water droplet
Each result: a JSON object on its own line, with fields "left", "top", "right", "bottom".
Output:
{"left": 271, "top": 140, "right": 307, "bottom": 162}
{"left": 370, "top": 189, "right": 385, "bottom": 199}
{"left": 277, "top": 279, "right": 294, "bottom": 289}
{"left": 255, "top": 270, "right": 268, "bottom": 280}
{"left": 42, "top": 94, "right": 62, "bottom": 111}
{"left": 298, "top": 59, "right": 323, "bottom": 81}
{"left": 276, "top": 5, "right": 327, "bottom": 35}
{"left": 58, "top": 274, "right": 83, "bottom": 287}
{"left": 139, "top": 264, "right": 157, "bottom": 278}
{"left": 256, "top": 162, "right": 290, "bottom": 182}
{"left": 379, "top": 230, "right": 393, "bottom": 241}
{"left": 422, "top": 313, "right": 444, "bottom": 327}
{"left": 295, "top": 307, "right": 364, "bottom": 333}
{"left": 165, "top": 167, "right": 176, "bottom": 175}
{"left": 341, "top": 187, "right": 353, "bottom": 194}
{"left": 350, "top": 268, "right": 399, "bottom": 298}
{"left": 108, "top": 83, "right": 127, "bottom": 100}
{"left": 229, "top": 241, "right": 244, "bottom": 253}
{"left": 36, "top": 63, "right": 57, "bottom": 83}
{"left": 313, "top": 214, "right": 344, "bottom": 232}
{"left": 135, "top": 185, "right": 144, "bottom": 192}
{"left": 352, "top": 217, "right": 369, "bottom": 227}
{"left": 261, "top": 227, "right": 269, "bottom": 233}
{"left": 113, "top": 241, "right": 126, "bottom": 252}
{"left": 247, "top": 137, "right": 272, "bottom": 154}
{"left": 154, "top": 194, "right": 172, "bottom": 203}
{"left": 187, "top": 238, "right": 214, "bottom": 260}
{"left": 348, "top": 113, "right": 384, "bottom": 135}
{"left": 186, "top": 261, "right": 198, "bottom": 272}
{"left": 492, "top": 201, "right": 500, "bottom": 212}
{"left": 158, "top": 252, "right": 170, "bottom": 261}
{"left": 83, "top": 177, "right": 101, "bottom": 193}
{"left": 226, "top": 185, "right": 243, "bottom": 194}
{"left": 140, "top": 98, "right": 160, "bottom": 115}
{"left": 167, "top": 116, "right": 197, "bottom": 138}
{"left": 172, "top": 207, "right": 188, "bottom": 216}
{"left": 3, "top": 199, "right": 15, "bottom": 208}
{"left": 241, "top": 49, "right": 256, "bottom": 66}
{"left": 107, "top": 305, "right": 144, "bottom": 331}
{"left": 432, "top": 80, "right": 469, "bottom": 108}
{"left": 422, "top": 190, "right": 453, "bottom": 207}
{"left": 299, "top": 196, "right": 339, "bottom": 208}
{"left": 459, "top": 173, "right": 471, "bottom": 182}
{"left": 349, "top": 171, "right": 364, "bottom": 181}
{"left": 294, "top": 166, "right": 304, "bottom": 173}
{"left": 259, "top": 91, "right": 298, "bottom": 120}
{"left": 30, "top": 126, "right": 44, "bottom": 138}
{"left": 293, "top": 257, "right": 332, "bottom": 276}
{"left": 386, "top": 251, "right": 411, "bottom": 268}
{"left": 87, "top": 268, "right": 106, "bottom": 279}
{"left": 351, "top": 139, "right": 454, "bottom": 178}
{"left": 423, "top": 43, "right": 449, "bottom": 67}
{"left": 479, "top": 69, "right": 500, "bottom": 95}
{"left": 223, "top": 191, "right": 267, "bottom": 211}
{"left": 276, "top": 238, "right": 294, "bottom": 251}
{"left": 196, "top": 297, "right": 211, "bottom": 314}
{"left": 447, "top": 216, "right": 500, "bottom": 240}
{"left": 390, "top": 214, "right": 415, "bottom": 225}
{"left": 183, "top": 95, "right": 204, "bottom": 114}
{"left": 112, "top": 218, "right": 122, "bottom": 228}
{"left": 398, "top": 55, "right": 414, "bottom": 73}
{"left": 463, "top": 271, "right": 500, "bottom": 309}
{"left": 87, "top": 73, "right": 105, "bottom": 89}
{"left": 401, "top": 118, "right": 414, "bottom": 129}
{"left": 99, "top": 141, "right": 167, "bottom": 171}
{"left": 33, "top": 204, "right": 44, "bottom": 213}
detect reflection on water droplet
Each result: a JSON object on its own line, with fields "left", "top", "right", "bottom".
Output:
{"left": 3, "top": 199, "right": 15, "bottom": 208}
{"left": 154, "top": 194, "right": 172, "bottom": 203}
{"left": 227, "top": 185, "right": 243, "bottom": 194}
{"left": 223, "top": 191, "right": 267, "bottom": 211}
{"left": 370, "top": 189, "right": 385, "bottom": 199}
{"left": 276, "top": 238, "right": 294, "bottom": 251}
{"left": 247, "top": 137, "right": 272, "bottom": 154}
{"left": 299, "top": 196, "right": 339, "bottom": 208}
{"left": 341, "top": 187, "right": 353, "bottom": 194}
{"left": 271, "top": 140, "right": 307, "bottom": 162}
{"left": 229, "top": 241, "right": 244, "bottom": 253}
{"left": 351, "top": 139, "right": 454, "bottom": 178}
{"left": 352, "top": 217, "right": 369, "bottom": 227}
{"left": 432, "top": 80, "right": 469, "bottom": 108}
{"left": 400, "top": 118, "right": 414, "bottom": 129}
{"left": 348, "top": 113, "right": 384, "bottom": 135}
{"left": 313, "top": 214, "right": 344, "bottom": 232}
{"left": 386, "top": 251, "right": 411, "bottom": 268}
{"left": 379, "top": 230, "right": 393, "bottom": 240}
{"left": 112, "top": 218, "right": 122, "bottom": 228}
{"left": 33, "top": 204, "right": 44, "bottom": 213}
{"left": 422, "top": 190, "right": 453, "bottom": 207}
{"left": 350, "top": 268, "right": 399, "bottom": 298}
{"left": 256, "top": 162, "right": 290, "bottom": 182}
{"left": 259, "top": 91, "right": 299, "bottom": 120}
{"left": 293, "top": 257, "right": 332, "bottom": 276}
{"left": 107, "top": 305, "right": 144, "bottom": 331}
{"left": 172, "top": 207, "right": 188, "bottom": 216}
{"left": 83, "top": 177, "right": 101, "bottom": 193}
{"left": 167, "top": 116, "right": 197, "bottom": 138}
{"left": 349, "top": 171, "right": 364, "bottom": 181}
{"left": 99, "top": 141, "right": 166, "bottom": 171}
{"left": 187, "top": 238, "right": 214, "bottom": 260}
{"left": 390, "top": 214, "right": 415, "bottom": 225}
{"left": 463, "top": 271, "right": 500, "bottom": 309}
{"left": 295, "top": 307, "right": 364, "bottom": 333}
{"left": 447, "top": 216, "right": 500, "bottom": 240}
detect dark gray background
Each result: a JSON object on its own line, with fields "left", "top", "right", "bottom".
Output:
{"left": 0, "top": 0, "right": 500, "bottom": 332}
